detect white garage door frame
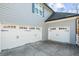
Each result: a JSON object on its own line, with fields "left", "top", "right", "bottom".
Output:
{"left": 48, "top": 27, "right": 70, "bottom": 43}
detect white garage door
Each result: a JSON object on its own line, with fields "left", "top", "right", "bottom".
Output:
{"left": 1, "top": 24, "right": 42, "bottom": 50}
{"left": 48, "top": 27, "right": 70, "bottom": 43}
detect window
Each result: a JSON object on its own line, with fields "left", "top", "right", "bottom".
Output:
{"left": 59, "top": 28, "right": 67, "bottom": 30}
{"left": 19, "top": 26, "right": 27, "bottom": 29}
{"left": 50, "top": 28, "right": 56, "bottom": 30}
{"left": 3, "top": 25, "right": 16, "bottom": 29}
{"left": 32, "top": 3, "right": 44, "bottom": 17}
{"left": 36, "top": 27, "right": 40, "bottom": 30}
{"left": 29, "top": 27, "right": 35, "bottom": 30}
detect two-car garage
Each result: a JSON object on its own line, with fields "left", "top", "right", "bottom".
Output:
{"left": 1, "top": 24, "right": 42, "bottom": 50}
{"left": 0, "top": 17, "right": 77, "bottom": 51}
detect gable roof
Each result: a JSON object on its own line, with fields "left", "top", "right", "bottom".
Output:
{"left": 45, "top": 12, "right": 79, "bottom": 22}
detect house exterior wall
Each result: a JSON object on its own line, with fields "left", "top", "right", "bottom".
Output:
{"left": 0, "top": 3, "right": 53, "bottom": 26}
{"left": 70, "top": 19, "right": 76, "bottom": 44}
{"left": 46, "top": 17, "right": 77, "bottom": 44}
{"left": 42, "top": 23, "right": 48, "bottom": 41}
{"left": 0, "top": 3, "right": 53, "bottom": 50}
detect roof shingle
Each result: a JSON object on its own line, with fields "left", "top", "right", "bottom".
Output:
{"left": 45, "top": 12, "right": 79, "bottom": 22}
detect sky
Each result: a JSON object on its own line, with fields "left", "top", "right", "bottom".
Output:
{"left": 47, "top": 3, "right": 79, "bottom": 14}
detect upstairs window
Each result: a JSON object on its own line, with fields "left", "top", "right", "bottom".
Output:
{"left": 32, "top": 3, "right": 44, "bottom": 17}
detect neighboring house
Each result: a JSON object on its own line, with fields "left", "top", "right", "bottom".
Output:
{"left": 0, "top": 3, "right": 79, "bottom": 53}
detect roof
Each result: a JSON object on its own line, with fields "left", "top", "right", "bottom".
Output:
{"left": 44, "top": 3, "right": 55, "bottom": 12}
{"left": 45, "top": 12, "right": 79, "bottom": 22}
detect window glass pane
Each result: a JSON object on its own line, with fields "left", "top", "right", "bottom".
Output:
{"left": 29, "top": 27, "right": 35, "bottom": 30}
{"left": 35, "top": 8, "right": 38, "bottom": 14}
{"left": 50, "top": 28, "right": 56, "bottom": 30}
{"left": 36, "top": 27, "right": 40, "bottom": 30}
{"left": 40, "top": 10, "right": 42, "bottom": 15}
{"left": 35, "top": 3, "right": 38, "bottom": 8}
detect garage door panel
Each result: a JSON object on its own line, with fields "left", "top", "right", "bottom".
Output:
{"left": 58, "top": 30, "right": 70, "bottom": 42}
{"left": 2, "top": 29, "right": 19, "bottom": 49}
{"left": 19, "top": 29, "right": 42, "bottom": 43}
{"left": 19, "top": 30, "right": 34, "bottom": 44}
